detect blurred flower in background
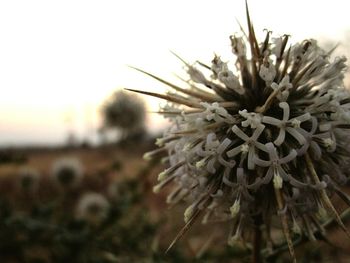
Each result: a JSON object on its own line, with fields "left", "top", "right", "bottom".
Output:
{"left": 101, "top": 90, "right": 147, "bottom": 142}
{"left": 17, "top": 167, "right": 40, "bottom": 194}
{"left": 75, "top": 192, "right": 110, "bottom": 225}
{"left": 51, "top": 157, "right": 83, "bottom": 190}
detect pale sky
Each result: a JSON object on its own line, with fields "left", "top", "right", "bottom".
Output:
{"left": 0, "top": 0, "right": 349, "bottom": 146}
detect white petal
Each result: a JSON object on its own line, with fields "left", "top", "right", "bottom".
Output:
{"left": 253, "top": 156, "right": 271, "bottom": 167}
{"left": 217, "top": 138, "right": 232, "bottom": 153}
{"left": 286, "top": 127, "right": 306, "bottom": 145}
{"left": 280, "top": 149, "right": 297, "bottom": 164}
{"left": 274, "top": 129, "right": 286, "bottom": 146}
{"left": 227, "top": 145, "right": 243, "bottom": 158}
{"left": 279, "top": 102, "right": 290, "bottom": 121}
{"left": 231, "top": 125, "right": 250, "bottom": 141}
{"left": 247, "top": 147, "right": 256, "bottom": 170}
{"left": 262, "top": 116, "right": 282, "bottom": 126}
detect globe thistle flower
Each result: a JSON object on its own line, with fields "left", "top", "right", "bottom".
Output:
{"left": 101, "top": 90, "right": 146, "bottom": 138}
{"left": 51, "top": 157, "right": 83, "bottom": 190}
{"left": 136, "top": 4, "right": 350, "bottom": 262}
{"left": 17, "top": 167, "right": 40, "bottom": 193}
{"left": 75, "top": 192, "right": 110, "bottom": 225}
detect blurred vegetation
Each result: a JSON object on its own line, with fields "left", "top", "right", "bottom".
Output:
{"left": 0, "top": 148, "right": 231, "bottom": 263}
{"left": 0, "top": 143, "right": 349, "bottom": 263}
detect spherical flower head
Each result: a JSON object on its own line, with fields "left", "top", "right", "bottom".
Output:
{"left": 17, "top": 167, "right": 40, "bottom": 193}
{"left": 75, "top": 192, "right": 110, "bottom": 225}
{"left": 51, "top": 157, "right": 83, "bottom": 190}
{"left": 140, "top": 7, "right": 350, "bottom": 261}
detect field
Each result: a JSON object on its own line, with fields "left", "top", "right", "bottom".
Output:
{"left": 0, "top": 141, "right": 350, "bottom": 263}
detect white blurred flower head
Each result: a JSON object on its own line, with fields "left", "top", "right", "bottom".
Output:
{"left": 75, "top": 192, "right": 110, "bottom": 225}
{"left": 51, "top": 157, "right": 83, "bottom": 189}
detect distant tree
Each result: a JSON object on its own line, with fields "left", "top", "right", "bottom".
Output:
{"left": 101, "top": 90, "right": 146, "bottom": 142}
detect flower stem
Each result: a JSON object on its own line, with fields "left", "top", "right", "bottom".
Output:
{"left": 274, "top": 188, "right": 296, "bottom": 263}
